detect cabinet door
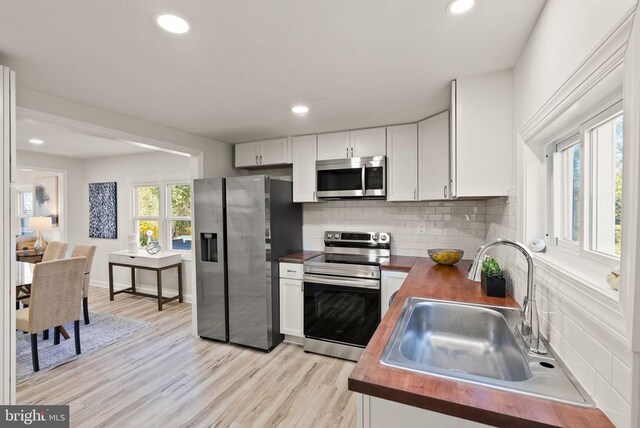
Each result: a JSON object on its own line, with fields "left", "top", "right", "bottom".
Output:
{"left": 279, "top": 278, "right": 303, "bottom": 337}
{"left": 386, "top": 124, "right": 418, "bottom": 201}
{"left": 418, "top": 111, "right": 450, "bottom": 200}
{"left": 381, "top": 271, "right": 407, "bottom": 319}
{"left": 350, "top": 127, "right": 386, "bottom": 158}
{"left": 234, "top": 142, "right": 260, "bottom": 168}
{"left": 259, "top": 137, "right": 291, "bottom": 166}
{"left": 455, "top": 71, "right": 512, "bottom": 198}
{"left": 292, "top": 135, "right": 318, "bottom": 202}
{"left": 317, "top": 131, "right": 350, "bottom": 160}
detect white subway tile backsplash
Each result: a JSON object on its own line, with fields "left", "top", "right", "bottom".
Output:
{"left": 595, "top": 373, "right": 630, "bottom": 428}
{"left": 303, "top": 200, "right": 487, "bottom": 257}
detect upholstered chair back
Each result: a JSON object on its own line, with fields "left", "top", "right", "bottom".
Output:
{"left": 70, "top": 245, "right": 97, "bottom": 298}
{"left": 27, "top": 257, "right": 85, "bottom": 333}
{"left": 41, "top": 241, "right": 68, "bottom": 262}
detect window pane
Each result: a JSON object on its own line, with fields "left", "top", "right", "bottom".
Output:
{"left": 170, "top": 220, "right": 192, "bottom": 251}
{"left": 138, "top": 220, "right": 159, "bottom": 246}
{"left": 568, "top": 144, "right": 580, "bottom": 241}
{"left": 590, "top": 113, "right": 623, "bottom": 257}
{"left": 557, "top": 142, "right": 580, "bottom": 243}
{"left": 137, "top": 186, "right": 159, "bottom": 217}
{"left": 170, "top": 184, "right": 191, "bottom": 217}
{"left": 21, "top": 191, "right": 33, "bottom": 217}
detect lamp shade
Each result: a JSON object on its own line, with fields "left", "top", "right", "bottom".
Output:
{"left": 28, "top": 216, "right": 53, "bottom": 231}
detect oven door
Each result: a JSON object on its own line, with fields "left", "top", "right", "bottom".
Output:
{"left": 303, "top": 274, "right": 381, "bottom": 348}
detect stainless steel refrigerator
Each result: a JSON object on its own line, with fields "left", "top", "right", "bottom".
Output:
{"left": 194, "top": 175, "right": 302, "bottom": 351}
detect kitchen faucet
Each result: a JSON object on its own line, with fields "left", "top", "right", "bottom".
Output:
{"left": 467, "top": 238, "right": 547, "bottom": 355}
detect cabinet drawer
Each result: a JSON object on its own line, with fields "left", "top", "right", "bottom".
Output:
{"left": 280, "top": 262, "right": 303, "bottom": 280}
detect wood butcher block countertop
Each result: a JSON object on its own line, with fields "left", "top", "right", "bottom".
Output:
{"left": 348, "top": 258, "right": 613, "bottom": 428}
{"left": 279, "top": 251, "right": 323, "bottom": 263}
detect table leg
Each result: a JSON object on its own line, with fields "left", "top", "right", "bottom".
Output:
{"left": 156, "top": 269, "right": 163, "bottom": 311}
{"left": 60, "top": 326, "right": 70, "bottom": 340}
{"left": 177, "top": 263, "right": 184, "bottom": 303}
{"left": 131, "top": 266, "right": 136, "bottom": 293}
{"left": 109, "top": 263, "right": 115, "bottom": 301}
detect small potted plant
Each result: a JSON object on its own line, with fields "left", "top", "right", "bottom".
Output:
{"left": 21, "top": 246, "right": 29, "bottom": 256}
{"left": 481, "top": 257, "right": 506, "bottom": 297}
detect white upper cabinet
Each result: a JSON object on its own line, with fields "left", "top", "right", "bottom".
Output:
{"left": 387, "top": 124, "right": 418, "bottom": 201}
{"left": 234, "top": 137, "right": 291, "bottom": 168}
{"left": 317, "top": 128, "right": 386, "bottom": 161}
{"left": 317, "top": 131, "right": 351, "bottom": 160}
{"left": 234, "top": 142, "right": 260, "bottom": 168}
{"left": 418, "top": 111, "right": 450, "bottom": 200}
{"left": 350, "top": 127, "right": 386, "bottom": 158}
{"left": 292, "top": 135, "right": 318, "bottom": 202}
{"left": 452, "top": 70, "right": 513, "bottom": 198}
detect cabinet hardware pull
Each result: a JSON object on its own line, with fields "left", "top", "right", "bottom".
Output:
{"left": 260, "top": 155, "right": 263, "bottom": 164}
{"left": 414, "top": 189, "right": 417, "bottom": 200}
{"left": 350, "top": 147, "right": 354, "bottom": 157}
{"left": 346, "top": 147, "right": 349, "bottom": 158}
{"left": 449, "top": 179, "right": 453, "bottom": 198}
{"left": 313, "top": 191, "right": 316, "bottom": 201}
{"left": 301, "top": 283, "right": 304, "bottom": 292}
{"left": 287, "top": 270, "right": 297, "bottom": 273}
{"left": 443, "top": 185, "right": 447, "bottom": 198}
{"left": 256, "top": 155, "right": 259, "bottom": 164}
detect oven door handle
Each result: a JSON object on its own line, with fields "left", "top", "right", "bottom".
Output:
{"left": 304, "top": 274, "right": 380, "bottom": 290}
{"left": 361, "top": 164, "right": 366, "bottom": 195}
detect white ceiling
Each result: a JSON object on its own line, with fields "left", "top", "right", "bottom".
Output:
{"left": 0, "top": 0, "right": 545, "bottom": 143}
{"left": 17, "top": 117, "right": 151, "bottom": 159}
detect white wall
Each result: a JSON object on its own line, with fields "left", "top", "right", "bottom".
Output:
{"left": 80, "top": 151, "right": 195, "bottom": 300}
{"left": 16, "top": 150, "right": 83, "bottom": 244}
{"left": 303, "top": 200, "right": 487, "bottom": 257}
{"left": 504, "top": 1, "right": 640, "bottom": 426}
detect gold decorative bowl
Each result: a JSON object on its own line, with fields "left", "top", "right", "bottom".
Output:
{"left": 427, "top": 249, "right": 464, "bottom": 266}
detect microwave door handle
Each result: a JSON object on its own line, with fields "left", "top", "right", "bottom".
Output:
{"left": 361, "top": 165, "right": 366, "bottom": 195}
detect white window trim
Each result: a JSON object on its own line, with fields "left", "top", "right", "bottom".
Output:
{"left": 165, "top": 181, "right": 192, "bottom": 256}
{"left": 552, "top": 135, "right": 580, "bottom": 252}
{"left": 579, "top": 101, "right": 623, "bottom": 267}
{"left": 547, "top": 98, "right": 623, "bottom": 271}
{"left": 131, "top": 179, "right": 193, "bottom": 260}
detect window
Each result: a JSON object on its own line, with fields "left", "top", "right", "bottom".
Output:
{"left": 167, "top": 183, "right": 192, "bottom": 251}
{"left": 17, "top": 189, "right": 34, "bottom": 236}
{"left": 551, "top": 101, "right": 623, "bottom": 265}
{"left": 133, "top": 181, "right": 192, "bottom": 252}
{"left": 134, "top": 185, "right": 160, "bottom": 247}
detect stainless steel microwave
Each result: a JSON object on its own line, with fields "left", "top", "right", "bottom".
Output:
{"left": 316, "top": 156, "right": 386, "bottom": 199}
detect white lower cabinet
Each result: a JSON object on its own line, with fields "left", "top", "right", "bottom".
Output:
{"left": 381, "top": 270, "right": 408, "bottom": 318}
{"left": 279, "top": 263, "right": 304, "bottom": 338}
{"left": 356, "top": 394, "right": 490, "bottom": 428}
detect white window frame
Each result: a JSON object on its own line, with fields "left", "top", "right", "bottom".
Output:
{"left": 548, "top": 99, "right": 623, "bottom": 269}
{"left": 553, "top": 135, "right": 581, "bottom": 252}
{"left": 131, "top": 179, "right": 193, "bottom": 256}
{"left": 165, "top": 181, "right": 192, "bottom": 253}
{"left": 132, "top": 183, "right": 161, "bottom": 248}
{"left": 15, "top": 185, "right": 34, "bottom": 236}
{"left": 579, "top": 101, "right": 623, "bottom": 266}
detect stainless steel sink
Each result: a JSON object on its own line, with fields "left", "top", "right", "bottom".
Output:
{"left": 381, "top": 297, "right": 595, "bottom": 407}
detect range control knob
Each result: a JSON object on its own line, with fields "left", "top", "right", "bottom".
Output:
{"left": 334, "top": 233, "right": 341, "bottom": 240}
{"left": 380, "top": 234, "right": 388, "bottom": 242}
{"left": 326, "top": 233, "right": 333, "bottom": 239}
{"left": 372, "top": 233, "right": 379, "bottom": 241}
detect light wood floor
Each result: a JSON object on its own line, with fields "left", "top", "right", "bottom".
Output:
{"left": 17, "top": 287, "right": 357, "bottom": 428}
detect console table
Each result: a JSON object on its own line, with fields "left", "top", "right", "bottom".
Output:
{"left": 108, "top": 250, "right": 183, "bottom": 311}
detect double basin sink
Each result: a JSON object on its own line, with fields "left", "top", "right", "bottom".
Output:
{"left": 380, "top": 297, "right": 594, "bottom": 407}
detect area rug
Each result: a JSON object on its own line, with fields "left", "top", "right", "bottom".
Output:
{"left": 16, "top": 312, "right": 153, "bottom": 383}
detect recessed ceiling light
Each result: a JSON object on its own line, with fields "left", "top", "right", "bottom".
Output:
{"left": 291, "top": 105, "right": 309, "bottom": 115}
{"left": 447, "top": 0, "right": 475, "bottom": 14}
{"left": 154, "top": 14, "right": 190, "bottom": 34}
{"left": 28, "top": 138, "right": 44, "bottom": 145}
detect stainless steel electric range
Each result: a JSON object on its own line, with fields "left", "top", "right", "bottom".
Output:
{"left": 303, "top": 231, "right": 390, "bottom": 361}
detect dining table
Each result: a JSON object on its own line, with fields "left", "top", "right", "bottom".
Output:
{"left": 16, "top": 261, "right": 70, "bottom": 340}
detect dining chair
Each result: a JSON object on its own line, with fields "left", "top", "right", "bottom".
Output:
{"left": 41, "top": 241, "right": 68, "bottom": 262}
{"left": 16, "top": 257, "right": 86, "bottom": 372}
{"left": 70, "top": 244, "right": 97, "bottom": 325}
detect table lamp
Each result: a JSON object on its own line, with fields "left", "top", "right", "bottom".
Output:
{"left": 28, "top": 216, "right": 52, "bottom": 253}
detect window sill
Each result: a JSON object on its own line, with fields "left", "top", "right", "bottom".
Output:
{"left": 531, "top": 246, "right": 619, "bottom": 305}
